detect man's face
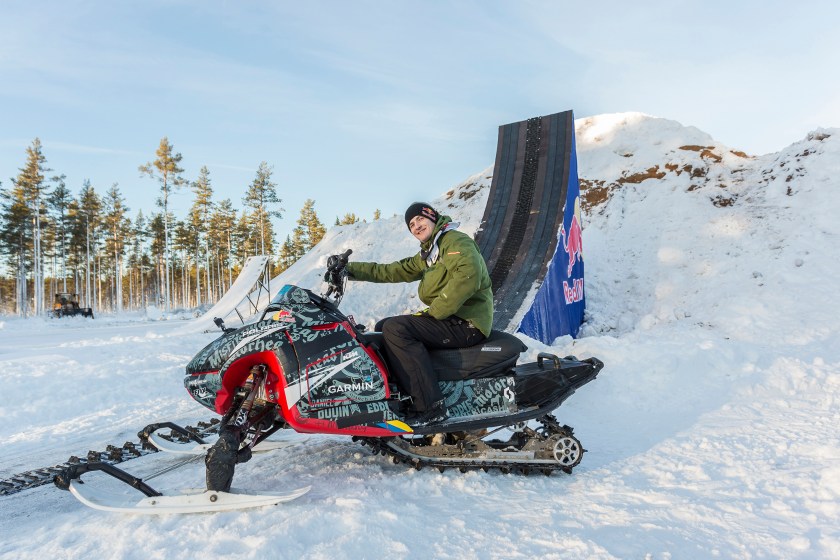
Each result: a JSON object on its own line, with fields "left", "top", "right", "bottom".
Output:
{"left": 409, "top": 215, "right": 436, "bottom": 243}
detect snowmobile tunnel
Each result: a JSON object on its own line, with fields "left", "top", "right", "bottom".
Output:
{"left": 475, "top": 110, "right": 583, "bottom": 339}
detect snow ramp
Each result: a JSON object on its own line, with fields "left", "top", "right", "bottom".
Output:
{"left": 475, "top": 109, "right": 586, "bottom": 342}
{"left": 176, "top": 256, "right": 271, "bottom": 333}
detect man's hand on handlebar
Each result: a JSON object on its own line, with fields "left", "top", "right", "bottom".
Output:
{"left": 324, "top": 249, "right": 353, "bottom": 301}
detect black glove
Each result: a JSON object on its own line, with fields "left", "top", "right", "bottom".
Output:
{"left": 324, "top": 253, "right": 351, "bottom": 287}
{"left": 325, "top": 266, "right": 349, "bottom": 285}
{"left": 324, "top": 250, "right": 353, "bottom": 300}
{"left": 326, "top": 254, "right": 345, "bottom": 271}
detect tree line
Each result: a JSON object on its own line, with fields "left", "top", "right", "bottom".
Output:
{"left": 0, "top": 137, "right": 373, "bottom": 317}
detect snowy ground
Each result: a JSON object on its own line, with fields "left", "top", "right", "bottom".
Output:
{"left": 2, "top": 114, "right": 839, "bottom": 559}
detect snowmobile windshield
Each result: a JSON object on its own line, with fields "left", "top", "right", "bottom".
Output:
{"left": 261, "top": 285, "right": 304, "bottom": 319}
{"left": 260, "top": 284, "right": 341, "bottom": 321}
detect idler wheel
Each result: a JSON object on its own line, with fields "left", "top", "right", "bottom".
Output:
{"left": 552, "top": 434, "right": 583, "bottom": 469}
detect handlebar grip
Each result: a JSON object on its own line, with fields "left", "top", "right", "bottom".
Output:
{"left": 340, "top": 249, "right": 352, "bottom": 260}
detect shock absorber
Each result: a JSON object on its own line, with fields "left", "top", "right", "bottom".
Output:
{"left": 205, "top": 364, "right": 268, "bottom": 492}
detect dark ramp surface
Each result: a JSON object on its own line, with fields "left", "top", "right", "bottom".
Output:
{"left": 475, "top": 110, "right": 575, "bottom": 331}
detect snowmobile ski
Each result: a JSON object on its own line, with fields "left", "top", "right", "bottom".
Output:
{"left": 146, "top": 429, "right": 307, "bottom": 456}
{"left": 54, "top": 461, "right": 309, "bottom": 514}
{"left": 67, "top": 480, "right": 310, "bottom": 514}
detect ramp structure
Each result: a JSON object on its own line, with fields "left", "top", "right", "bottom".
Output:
{"left": 180, "top": 256, "right": 272, "bottom": 333}
{"left": 475, "top": 110, "right": 585, "bottom": 342}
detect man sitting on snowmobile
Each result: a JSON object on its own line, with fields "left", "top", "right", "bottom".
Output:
{"left": 338, "top": 202, "right": 493, "bottom": 425}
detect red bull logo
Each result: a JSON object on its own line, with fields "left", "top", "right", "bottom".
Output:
{"left": 559, "top": 197, "right": 584, "bottom": 304}
{"left": 559, "top": 214, "right": 583, "bottom": 277}
{"left": 272, "top": 309, "right": 296, "bottom": 323}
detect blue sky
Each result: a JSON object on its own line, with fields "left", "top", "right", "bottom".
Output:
{"left": 2, "top": 1, "right": 838, "bottom": 242}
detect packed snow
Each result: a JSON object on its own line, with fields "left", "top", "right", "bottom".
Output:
{"left": 2, "top": 113, "right": 839, "bottom": 559}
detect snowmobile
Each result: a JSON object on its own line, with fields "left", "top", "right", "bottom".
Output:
{"left": 55, "top": 250, "right": 603, "bottom": 513}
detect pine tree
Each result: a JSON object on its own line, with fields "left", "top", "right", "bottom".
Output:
{"left": 300, "top": 199, "right": 326, "bottom": 250}
{"left": 173, "top": 219, "right": 195, "bottom": 308}
{"left": 147, "top": 213, "right": 166, "bottom": 308}
{"left": 47, "top": 175, "right": 73, "bottom": 293}
{"left": 65, "top": 198, "right": 83, "bottom": 295}
{"left": 4, "top": 139, "right": 53, "bottom": 316}
{"left": 289, "top": 225, "right": 307, "bottom": 264}
{"left": 339, "top": 213, "right": 359, "bottom": 225}
{"left": 276, "top": 235, "right": 298, "bottom": 273}
{"left": 189, "top": 166, "right": 214, "bottom": 307}
{"left": 102, "top": 183, "right": 130, "bottom": 313}
{"left": 208, "top": 199, "right": 237, "bottom": 298}
{"left": 290, "top": 199, "right": 325, "bottom": 254}
{"left": 373, "top": 208, "right": 381, "bottom": 220}
{"left": 242, "top": 162, "right": 282, "bottom": 257}
{"left": 128, "top": 210, "right": 149, "bottom": 308}
{"left": 139, "top": 137, "right": 185, "bottom": 313}
{"left": 235, "top": 211, "right": 253, "bottom": 261}
{"left": 0, "top": 177, "right": 31, "bottom": 316}
{"left": 76, "top": 180, "right": 102, "bottom": 312}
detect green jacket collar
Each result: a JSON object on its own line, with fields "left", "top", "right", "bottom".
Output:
{"left": 420, "top": 215, "right": 453, "bottom": 252}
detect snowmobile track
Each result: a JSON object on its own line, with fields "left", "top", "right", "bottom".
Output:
{"left": 356, "top": 414, "right": 583, "bottom": 475}
{"left": 0, "top": 419, "right": 221, "bottom": 497}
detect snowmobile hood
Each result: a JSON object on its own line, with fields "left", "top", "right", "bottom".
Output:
{"left": 186, "top": 319, "right": 293, "bottom": 375}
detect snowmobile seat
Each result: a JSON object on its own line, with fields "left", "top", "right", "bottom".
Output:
{"left": 360, "top": 329, "right": 526, "bottom": 382}
{"left": 430, "top": 330, "right": 526, "bottom": 381}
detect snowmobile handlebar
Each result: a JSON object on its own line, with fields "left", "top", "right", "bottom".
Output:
{"left": 327, "top": 249, "right": 353, "bottom": 271}
{"left": 324, "top": 249, "right": 353, "bottom": 302}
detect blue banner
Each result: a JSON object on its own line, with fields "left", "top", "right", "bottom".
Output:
{"left": 518, "top": 130, "right": 585, "bottom": 342}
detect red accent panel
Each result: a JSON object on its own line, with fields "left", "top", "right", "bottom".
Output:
{"left": 271, "top": 320, "right": 399, "bottom": 437}
{"left": 215, "top": 351, "right": 283, "bottom": 415}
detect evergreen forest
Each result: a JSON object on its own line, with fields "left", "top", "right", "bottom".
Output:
{"left": 0, "top": 137, "right": 367, "bottom": 317}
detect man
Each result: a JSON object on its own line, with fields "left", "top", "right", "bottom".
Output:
{"left": 343, "top": 202, "right": 493, "bottom": 425}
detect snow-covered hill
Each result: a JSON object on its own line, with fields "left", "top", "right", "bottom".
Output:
{"left": 2, "top": 113, "right": 839, "bottom": 559}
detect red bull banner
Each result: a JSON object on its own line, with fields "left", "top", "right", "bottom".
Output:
{"left": 518, "top": 127, "right": 585, "bottom": 342}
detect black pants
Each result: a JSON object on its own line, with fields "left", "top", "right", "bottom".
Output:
{"left": 377, "top": 315, "right": 486, "bottom": 411}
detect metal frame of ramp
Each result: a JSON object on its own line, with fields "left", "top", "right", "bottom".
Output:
{"left": 179, "top": 256, "right": 271, "bottom": 333}
{"left": 475, "top": 110, "right": 575, "bottom": 332}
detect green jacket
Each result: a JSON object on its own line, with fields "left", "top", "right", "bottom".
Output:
{"left": 346, "top": 215, "right": 494, "bottom": 336}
